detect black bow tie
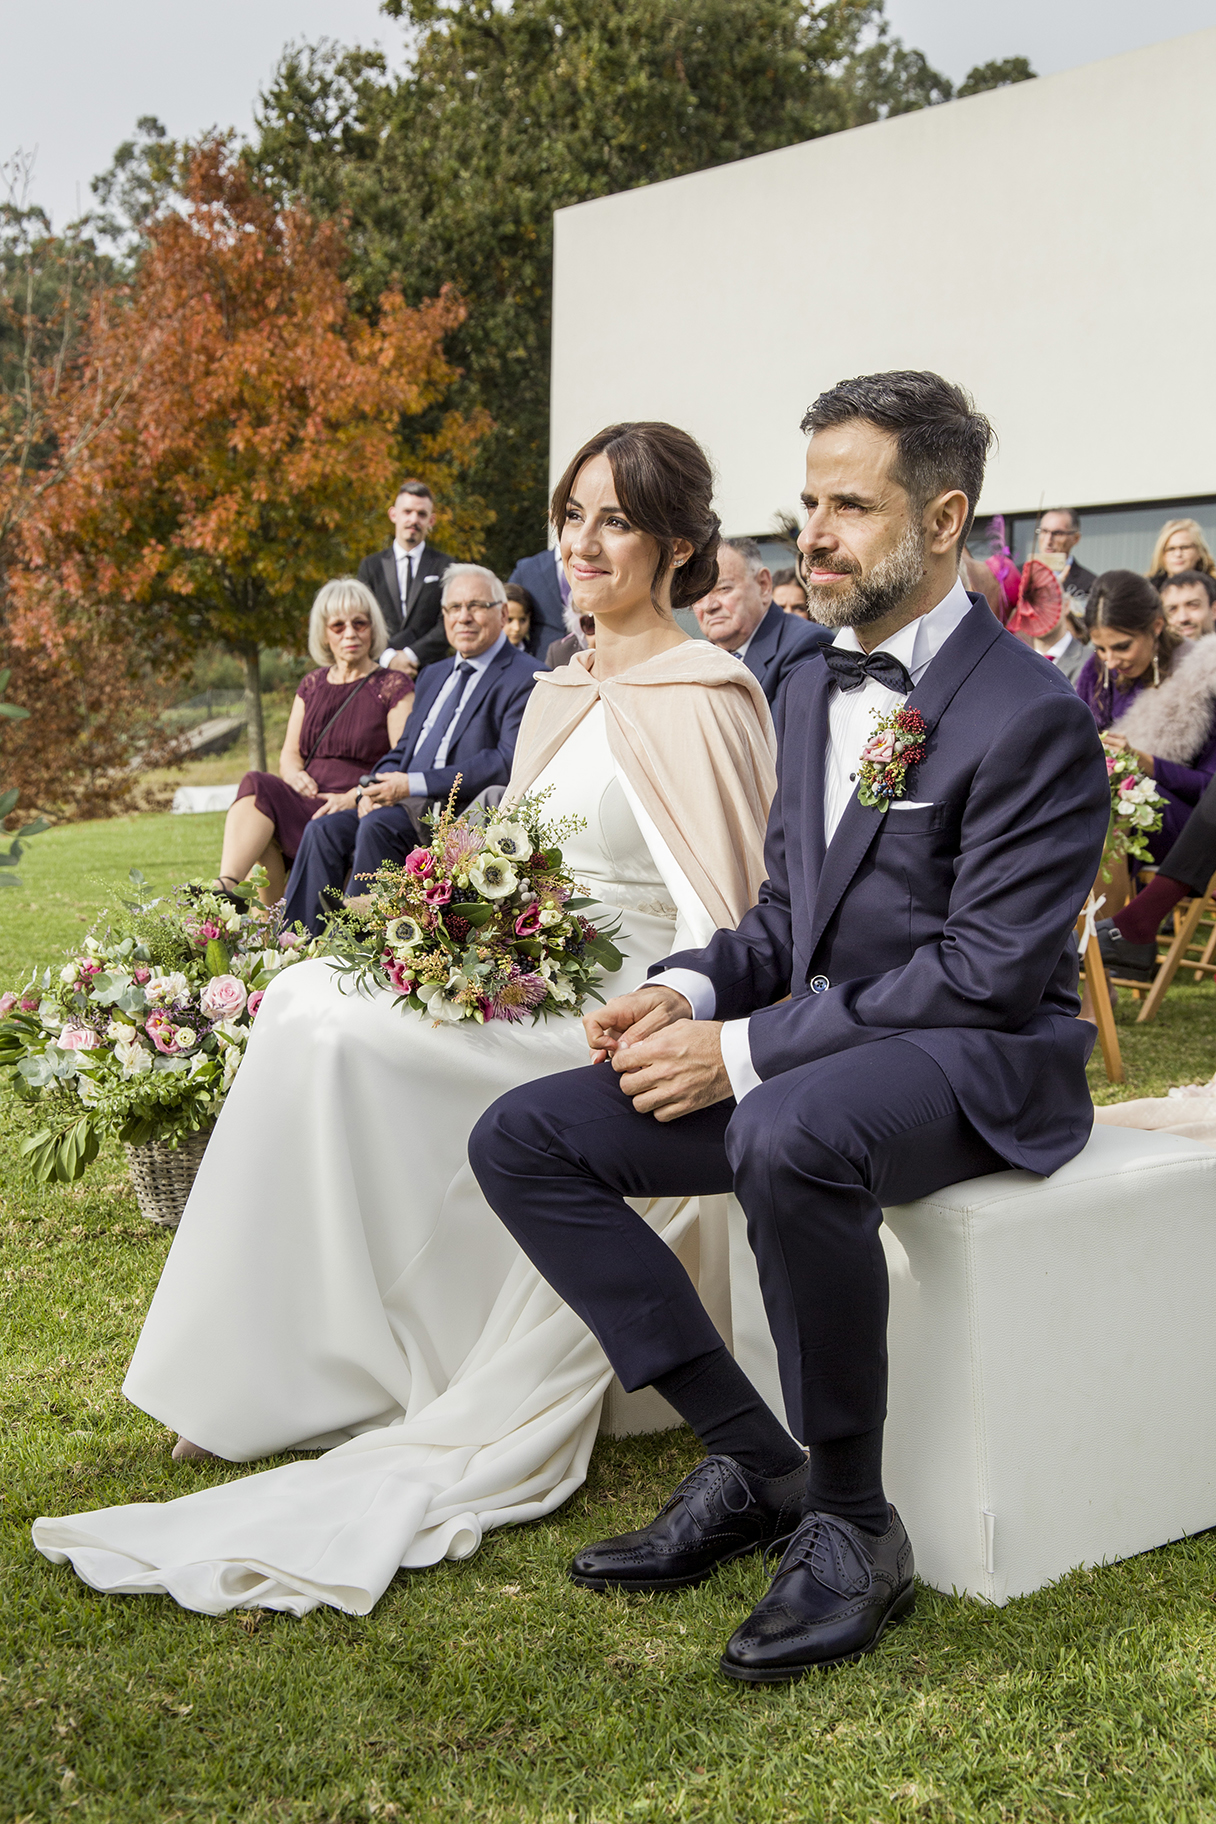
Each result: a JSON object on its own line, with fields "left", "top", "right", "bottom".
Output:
{"left": 822, "top": 645, "right": 913, "bottom": 696}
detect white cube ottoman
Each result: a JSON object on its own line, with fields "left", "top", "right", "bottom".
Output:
{"left": 726, "top": 1123, "right": 1216, "bottom": 1603}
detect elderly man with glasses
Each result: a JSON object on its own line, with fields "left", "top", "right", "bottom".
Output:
{"left": 282, "top": 565, "right": 541, "bottom": 935}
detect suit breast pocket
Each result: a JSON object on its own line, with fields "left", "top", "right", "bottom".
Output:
{"left": 880, "top": 803, "right": 950, "bottom": 835}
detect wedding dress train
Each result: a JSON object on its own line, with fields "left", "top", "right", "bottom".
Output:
{"left": 33, "top": 702, "right": 756, "bottom": 1615}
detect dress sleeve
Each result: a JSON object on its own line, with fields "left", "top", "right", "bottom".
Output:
{"left": 378, "top": 671, "right": 415, "bottom": 707}
{"left": 298, "top": 670, "right": 323, "bottom": 702}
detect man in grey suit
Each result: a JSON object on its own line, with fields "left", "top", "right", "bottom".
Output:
{"left": 693, "top": 538, "right": 831, "bottom": 704}
{"left": 357, "top": 479, "right": 458, "bottom": 676}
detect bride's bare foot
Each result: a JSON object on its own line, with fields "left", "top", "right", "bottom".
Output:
{"left": 172, "top": 1436, "right": 217, "bottom": 1462}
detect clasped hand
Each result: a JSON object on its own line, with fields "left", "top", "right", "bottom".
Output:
{"left": 582, "top": 985, "right": 732, "bottom": 1122}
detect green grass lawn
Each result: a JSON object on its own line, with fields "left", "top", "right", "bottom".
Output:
{"left": 3, "top": 815, "right": 1216, "bottom": 1822}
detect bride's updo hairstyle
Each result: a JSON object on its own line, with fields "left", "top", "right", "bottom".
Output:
{"left": 550, "top": 421, "right": 720, "bottom": 612}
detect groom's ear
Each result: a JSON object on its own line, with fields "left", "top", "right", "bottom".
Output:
{"left": 924, "top": 488, "right": 970, "bottom": 555}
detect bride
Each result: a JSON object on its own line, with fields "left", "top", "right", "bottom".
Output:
{"left": 34, "top": 421, "right": 778, "bottom": 1616}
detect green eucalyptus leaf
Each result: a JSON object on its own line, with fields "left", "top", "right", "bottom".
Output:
{"left": 204, "top": 938, "right": 231, "bottom": 977}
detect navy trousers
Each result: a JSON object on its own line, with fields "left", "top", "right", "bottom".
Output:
{"left": 469, "top": 1038, "right": 1004, "bottom": 1446}
{"left": 281, "top": 803, "right": 422, "bottom": 936}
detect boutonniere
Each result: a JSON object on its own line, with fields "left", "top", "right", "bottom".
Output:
{"left": 857, "top": 707, "right": 929, "bottom": 810}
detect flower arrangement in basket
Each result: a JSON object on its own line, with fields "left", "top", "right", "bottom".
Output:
{"left": 1101, "top": 749, "right": 1168, "bottom": 876}
{"left": 320, "top": 787, "right": 624, "bottom": 1022}
{"left": 0, "top": 871, "right": 315, "bottom": 1191}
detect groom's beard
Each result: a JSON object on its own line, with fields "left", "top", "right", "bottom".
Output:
{"left": 802, "top": 526, "right": 927, "bottom": 629}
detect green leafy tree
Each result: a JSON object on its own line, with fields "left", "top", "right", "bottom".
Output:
{"left": 958, "top": 57, "right": 1036, "bottom": 99}
{"left": 253, "top": 0, "right": 959, "bottom": 576}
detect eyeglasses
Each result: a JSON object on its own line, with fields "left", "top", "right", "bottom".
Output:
{"left": 327, "top": 618, "right": 371, "bottom": 634}
{"left": 442, "top": 600, "right": 504, "bottom": 617}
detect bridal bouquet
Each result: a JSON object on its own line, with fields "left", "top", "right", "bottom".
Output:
{"left": 320, "top": 788, "right": 624, "bottom": 1023}
{"left": 1103, "top": 750, "right": 1168, "bottom": 875}
{"left": 0, "top": 873, "right": 316, "bottom": 1183}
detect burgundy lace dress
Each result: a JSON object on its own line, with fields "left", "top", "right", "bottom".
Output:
{"left": 235, "top": 668, "right": 414, "bottom": 863}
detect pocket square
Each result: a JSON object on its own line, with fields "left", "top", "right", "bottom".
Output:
{"left": 888, "top": 801, "right": 935, "bottom": 811}
{"left": 423, "top": 574, "right": 440, "bottom": 583}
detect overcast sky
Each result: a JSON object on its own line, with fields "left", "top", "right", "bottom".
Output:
{"left": 7, "top": 0, "right": 1216, "bottom": 230}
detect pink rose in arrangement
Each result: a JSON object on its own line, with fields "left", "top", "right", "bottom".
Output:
{"left": 79, "top": 960, "right": 102, "bottom": 977}
{"left": 144, "top": 1009, "right": 184, "bottom": 1055}
{"left": 860, "top": 732, "right": 896, "bottom": 765}
{"left": 133, "top": 967, "right": 151, "bottom": 984}
{"left": 1106, "top": 755, "right": 1119, "bottom": 776}
{"left": 247, "top": 990, "right": 265, "bottom": 1019}
{"left": 514, "top": 904, "right": 542, "bottom": 937}
{"left": 278, "top": 931, "right": 303, "bottom": 950}
{"left": 200, "top": 974, "right": 248, "bottom": 1021}
{"left": 0, "top": 992, "right": 17, "bottom": 1018}
{"left": 405, "top": 847, "right": 435, "bottom": 880}
{"left": 423, "top": 878, "right": 453, "bottom": 907}
{"left": 20, "top": 996, "right": 40, "bottom": 1011}
{"left": 59, "top": 1025, "right": 102, "bottom": 1051}
{"left": 189, "top": 920, "right": 222, "bottom": 945}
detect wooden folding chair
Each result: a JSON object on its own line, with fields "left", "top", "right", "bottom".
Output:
{"left": 1120, "top": 870, "right": 1216, "bottom": 1023}
{"left": 1076, "top": 893, "right": 1123, "bottom": 1084}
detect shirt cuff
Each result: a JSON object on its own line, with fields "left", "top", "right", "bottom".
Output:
{"left": 406, "top": 772, "right": 428, "bottom": 799}
{"left": 720, "top": 1017, "right": 762, "bottom": 1104}
{"left": 651, "top": 968, "right": 716, "bottom": 1021}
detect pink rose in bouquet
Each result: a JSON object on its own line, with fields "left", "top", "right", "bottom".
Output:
{"left": 133, "top": 967, "right": 151, "bottom": 984}
{"left": 860, "top": 731, "right": 896, "bottom": 765}
{"left": 278, "top": 932, "right": 303, "bottom": 951}
{"left": 247, "top": 990, "right": 265, "bottom": 1019}
{"left": 59, "top": 1025, "right": 102, "bottom": 1051}
{"left": 0, "top": 992, "right": 17, "bottom": 1018}
{"left": 188, "top": 920, "right": 222, "bottom": 946}
{"left": 20, "top": 995, "right": 39, "bottom": 1011}
{"left": 200, "top": 974, "right": 248, "bottom": 1021}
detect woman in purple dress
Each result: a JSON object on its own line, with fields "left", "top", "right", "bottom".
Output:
{"left": 1077, "top": 569, "right": 1216, "bottom": 860}
{"left": 218, "top": 579, "right": 414, "bottom": 901}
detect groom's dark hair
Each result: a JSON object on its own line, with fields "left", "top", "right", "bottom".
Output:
{"left": 801, "top": 372, "right": 994, "bottom": 550}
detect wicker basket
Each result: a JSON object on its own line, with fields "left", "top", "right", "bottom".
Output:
{"left": 125, "top": 1127, "right": 214, "bottom": 1228}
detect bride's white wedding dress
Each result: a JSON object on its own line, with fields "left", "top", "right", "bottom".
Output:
{"left": 34, "top": 703, "right": 774, "bottom": 1616}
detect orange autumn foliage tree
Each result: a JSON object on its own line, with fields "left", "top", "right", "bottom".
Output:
{"left": 15, "top": 141, "right": 492, "bottom": 770}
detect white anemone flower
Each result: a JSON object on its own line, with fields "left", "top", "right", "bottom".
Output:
{"left": 385, "top": 915, "right": 426, "bottom": 952}
{"left": 417, "top": 970, "right": 472, "bottom": 1023}
{"left": 468, "top": 854, "right": 518, "bottom": 900}
{"left": 485, "top": 821, "right": 531, "bottom": 863}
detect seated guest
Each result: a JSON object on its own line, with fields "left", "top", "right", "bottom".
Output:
{"left": 1147, "top": 517, "right": 1216, "bottom": 591}
{"left": 282, "top": 565, "right": 539, "bottom": 934}
{"left": 546, "top": 604, "right": 595, "bottom": 670}
{"left": 1078, "top": 570, "right": 1216, "bottom": 861}
{"left": 1161, "top": 569, "right": 1216, "bottom": 642}
{"left": 771, "top": 565, "right": 809, "bottom": 617}
{"left": 692, "top": 536, "right": 830, "bottom": 704}
{"left": 1097, "top": 772, "right": 1216, "bottom": 979}
{"left": 507, "top": 545, "right": 571, "bottom": 660}
{"left": 218, "top": 579, "right": 413, "bottom": 904}
{"left": 504, "top": 584, "right": 535, "bottom": 650}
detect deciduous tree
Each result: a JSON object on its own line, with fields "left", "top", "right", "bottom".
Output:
{"left": 15, "top": 139, "right": 492, "bottom": 770}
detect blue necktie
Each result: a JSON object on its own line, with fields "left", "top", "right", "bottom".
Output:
{"left": 411, "top": 662, "right": 475, "bottom": 773}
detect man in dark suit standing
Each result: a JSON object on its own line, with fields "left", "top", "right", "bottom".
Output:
{"left": 283, "top": 565, "right": 538, "bottom": 935}
{"left": 693, "top": 537, "right": 830, "bottom": 704}
{"left": 508, "top": 546, "right": 573, "bottom": 662}
{"left": 357, "top": 480, "right": 459, "bottom": 676}
{"left": 471, "top": 372, "right": 1110, "bottom": 1681}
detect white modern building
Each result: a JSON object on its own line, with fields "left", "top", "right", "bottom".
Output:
{"left": 550, "top": 28, "right": 1216, "bottom": 576}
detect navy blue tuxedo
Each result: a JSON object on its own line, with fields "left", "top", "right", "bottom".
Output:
{"left": 509, "top": 550, "right": 569, "bottom": 662}
{"left": 283, "top": 640, "right": 540, "bottom": 935}
{"left": 470, "top": 598, "right": 1110, "bottom": 1447}
{"left": 741, "top": 601, "right": 832, "bottom": 705}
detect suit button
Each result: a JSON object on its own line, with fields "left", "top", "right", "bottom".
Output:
{"left": 808, "top": 974, "right": 830, "bottom": 994}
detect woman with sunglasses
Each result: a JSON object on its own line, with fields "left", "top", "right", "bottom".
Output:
{"left": 217, "top": 578, "right": 414, "bottom": 902}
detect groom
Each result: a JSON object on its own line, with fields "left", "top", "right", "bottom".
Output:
{"left": 470, "top": 371, "right": 1110, "bottom": 1682}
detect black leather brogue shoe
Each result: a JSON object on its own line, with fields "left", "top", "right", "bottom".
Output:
{"left": 719, "top": 1506, "right": 915, "bottom": 1682}
{"left": 570, "top": 1454, "right": 808, "bottom": 1593}
{"left": 1096, "top": 918, "right": 1157, "bottom": 983}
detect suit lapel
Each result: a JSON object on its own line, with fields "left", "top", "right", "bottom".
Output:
{"left": 805, "top": 600, "right": 1002, "bottom": 961}
{"left": 381, "top": 549, "right": 402, "bottom": 613}
{"left": 743, "top": 604, "right": 779, "bottom": 688}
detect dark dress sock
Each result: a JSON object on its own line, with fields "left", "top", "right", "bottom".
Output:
{"left": 1113, "top": 872, "right": 1189, "bottom": 944}
{"left": 652, "top": 1346, "right": 806, "bottom": 1481}
{"left": 803, "top": 1425, "right": 888, "bottom": 1535}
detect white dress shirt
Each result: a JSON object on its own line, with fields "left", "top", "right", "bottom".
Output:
{"left": 379, "top": 540, "right": 428, "bottom": 668}
{"left": 1038, "top": 629, "right": 1073, "bottom": 664}
{"left": 657, "top": 577, "right": 974, "bottom": 1102}
{"left": 404, "top": 631, "right": 506, "bottom": 797}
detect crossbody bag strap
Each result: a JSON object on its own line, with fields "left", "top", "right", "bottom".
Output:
{"left": 302, "top": 670, "right": 380, "bottom": 772}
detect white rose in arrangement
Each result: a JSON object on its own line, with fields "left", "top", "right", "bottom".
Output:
{"left": 174, "top": 1026, "right": 198, "bottom": 1050}
{"left": 485, "top": 821, "right": 531, "bottom": 862}
{"left": 417, "top": 970, "right": 472, "bottom": 1022}
{"left": 538, "top": 908, "right": 561, "bottom": 928}
{"left": 211, "top": 1019, "right": 247, "bottom": 1046}
{"left": 468, "top": 855, "right": 518, "bottom": 900}
{"left": 145, "top": 971, "right": 191, "bottom": 1007}
{"left": 116, "top": 1037, "right": 153, "bottom": 1078}
{"left": 199, "top": 974, "right": 247, "bottom": 1021}
{"left": 59, "top": 963, "right": 79, "bottom": 984}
